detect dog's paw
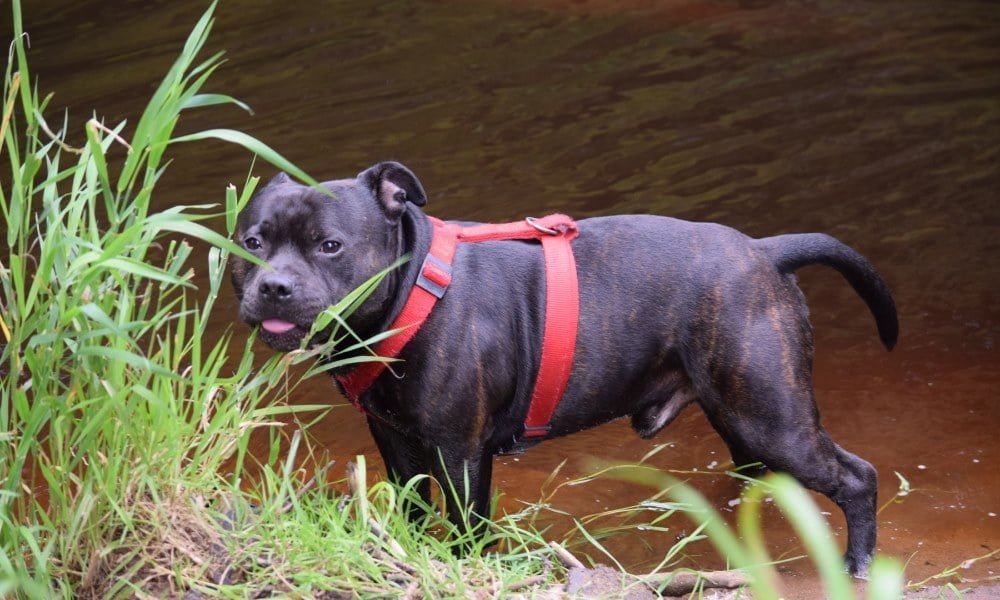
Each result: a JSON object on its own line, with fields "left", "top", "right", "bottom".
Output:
{"left": 844, "top": 554, "right": 871, "bottom": 580}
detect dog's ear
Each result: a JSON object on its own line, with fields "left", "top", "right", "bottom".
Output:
{"left": 264, "top": 172, "right": 292, "bottom": 188}
{"left": 358, "top": 161, "right": 427, "bottom": 220}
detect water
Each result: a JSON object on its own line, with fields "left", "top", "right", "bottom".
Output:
{"left": 12, "top": 0, "right": 999, "bottom": 592}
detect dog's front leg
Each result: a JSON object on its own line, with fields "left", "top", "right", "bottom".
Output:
{"left": 367, "top": 418, "right": 432, "bottom": 523}
{"left": 430, "top": 441, "right": 494, "bottom": 543}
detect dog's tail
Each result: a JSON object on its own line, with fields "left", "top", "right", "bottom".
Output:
{"left": 754, "top": 233, "right": 898, "bottom": 350}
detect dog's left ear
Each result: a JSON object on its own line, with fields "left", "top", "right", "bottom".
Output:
{"left": 358, "top": 161, "right": 427, "bottom": 220}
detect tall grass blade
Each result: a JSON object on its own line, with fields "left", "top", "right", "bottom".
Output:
{"left": 169, "top": 128, "right": 326, "bottom": 191}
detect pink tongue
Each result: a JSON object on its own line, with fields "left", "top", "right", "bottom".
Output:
{"left": 261, "top": 319, "right": 297, "bottom": 334}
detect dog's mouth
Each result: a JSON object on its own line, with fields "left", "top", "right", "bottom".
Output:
{"left": 261, "top": 318, "right": 299, "bottom": 335}
{"left": 255, "top": 317, "right": 311, "bottom": 351}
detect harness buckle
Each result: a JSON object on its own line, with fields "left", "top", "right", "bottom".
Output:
{"left": 497, "top": 424, "right": 550, "bottom": 455}
{"left": 521, "top": 424, "right": 552, "bottom": 438}
{"left": 498, "top": 432, "right": 543, "bottom": 456}
{"left": 416, "top": 253, "right": 452, "bottom": 299}
{"left": 525, "top": 216, "right": 559, "bottom": 236}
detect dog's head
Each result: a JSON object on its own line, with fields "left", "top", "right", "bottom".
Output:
{"left": 231, "top": 161, "right": 427, "bottom": 351}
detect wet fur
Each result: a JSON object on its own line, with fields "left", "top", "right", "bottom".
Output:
{"left": 231, "top": 162, "right": 898, "bottom": 577}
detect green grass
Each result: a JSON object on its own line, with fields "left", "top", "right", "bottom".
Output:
{"left": 0, "top": 1, "right": 918, "bottom": 597}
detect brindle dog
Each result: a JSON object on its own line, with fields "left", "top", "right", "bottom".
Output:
{"left": 231, "top": 161, "right": 897, "bottom": 577}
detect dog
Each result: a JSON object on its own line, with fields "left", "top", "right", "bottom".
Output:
{"left": 231, "top": 161, "right": 897, "bottom": 577}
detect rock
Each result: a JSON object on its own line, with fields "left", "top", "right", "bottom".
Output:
{"left": 566, "top": 565, "right": 657, "bottom": 599}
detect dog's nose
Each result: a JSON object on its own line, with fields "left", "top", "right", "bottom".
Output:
{"left": 258, "top": 273, "right": 295, "bottom": 301}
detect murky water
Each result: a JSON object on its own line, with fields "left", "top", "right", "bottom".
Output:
{"left": 12, "top": 0, "right": 999, "bottom": 593}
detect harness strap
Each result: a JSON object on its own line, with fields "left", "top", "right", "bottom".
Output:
{"left": 335, "top": 214, "right": 580, "bottom": 440}
{"left": 520, "top": 228, "right": 580, "bottom": 437}
{"left": 334, "top": 218, "right": 459, "bottom": 403}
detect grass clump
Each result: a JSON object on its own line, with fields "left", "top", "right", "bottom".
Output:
{"left": 0, "top": 0, "right": 318, "bottom": 594}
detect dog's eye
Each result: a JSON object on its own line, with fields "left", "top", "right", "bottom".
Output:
{"left": 321, "top": 240, "right": 342, "bottom": 254}
{"left": 244, "top": 237, "right": 262, "bottom": 250}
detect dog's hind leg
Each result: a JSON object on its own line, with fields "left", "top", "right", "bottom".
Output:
{"left": 685, "top": 277, "right": 878, "bottom": 577}
{"left": 705, "top": 400, "right": 878, "bottom": 577}
{"left": 691, "top": 342, "right": 878, "bottom": 577}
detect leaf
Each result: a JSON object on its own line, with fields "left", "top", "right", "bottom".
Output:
{"left": 866, "top": 556, "right": 904, "bottom": 600}
{"left": 301, "top": 354, "right": 402, "bottom": 378}
{"left": 168, "top": 129, "right": 329, "bottom": 195}
{"left": 151, "top": 218, "right": 261, "bottom": 265}
{"left": 251, "top": 404, "right": 332, "bottom": 418}
{"left": 765, "top": 473, "right": 853, "bottom": 600}
{"left": 893, "top": 471, "right": 910, "bottom": 497}
{"left": 76, "top": 347, "right": 180, "bottom": 380}
{"left": 181, "top": 93, "right": 253, "bottom": 115}
{"left": 100, "top": 257, "right": 194, "bottom": 287}
{"left": 118, "top": 1, "right": 218, "bottom": 192}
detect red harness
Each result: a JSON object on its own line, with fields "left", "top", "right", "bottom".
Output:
{"left": 335, "top": 214, "right": 580, "bottom": 440}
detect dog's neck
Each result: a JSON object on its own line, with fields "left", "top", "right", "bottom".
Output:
{"left": 360, "top": 205, "right": 433, "bottom": 341}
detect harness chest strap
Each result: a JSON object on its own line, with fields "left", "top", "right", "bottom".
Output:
{"left": 335, "top": 214, "right": 580, "bottom": 440}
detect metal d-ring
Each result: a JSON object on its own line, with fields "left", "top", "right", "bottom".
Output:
{"left": 525, "top": 216, "right": 558, "bottom": 235}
